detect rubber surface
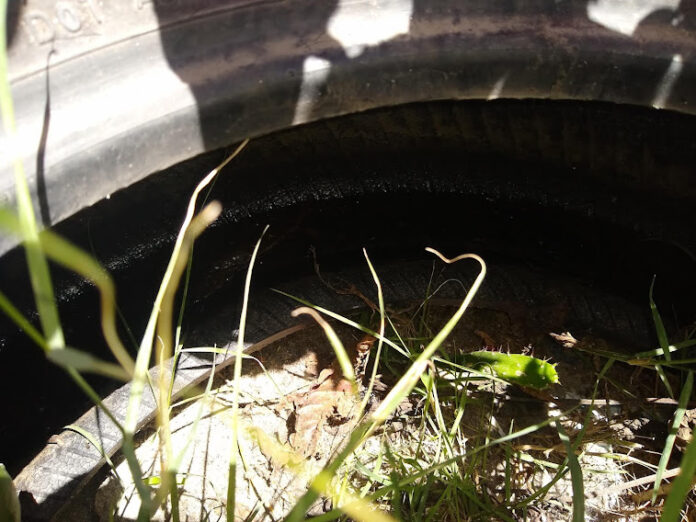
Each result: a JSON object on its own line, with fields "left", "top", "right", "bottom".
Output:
{"left": 0, "top": 100, "right": 696, "bottom": 484}
{"left": 2, "top": 0, "right": 696, "bottom": 254}
{"left": 2, "top": 100, "right": 696, "bottom": 486}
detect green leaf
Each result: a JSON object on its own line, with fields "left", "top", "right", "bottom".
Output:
{"left": 0, "top": 464, "right": 20, "bottom": 522}
{"left": 460, "top": 351, "right": 559, "bottom": 390}
{"left": 145, "top": 477, "right": 161, "bottom": 486}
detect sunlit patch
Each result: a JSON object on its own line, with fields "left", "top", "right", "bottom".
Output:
{"left": 292, "top": 0, "right": 413, "bottom": 125}
{"left": 653, "top": 54, "right": 683, "bottom": 109}
{"left": 292, "top": 56, "right": 332, "bottom": 125}
{"left": 327, "top": 0, "right": 413, "bottom": 59}
{"left": 587, "top": 0, "right": 680, "bottom": 35}
{"left": 487, "top": 74, "right": 508, "bottom": 101}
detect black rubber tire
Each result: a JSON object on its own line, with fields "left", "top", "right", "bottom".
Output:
{"left": 3, "top": 1, "right": 696, "bottom": 518}
{"left": 3, "top": 99, "right": 696, "bottom": 492}
{"left": 3, "top": 0, "right": 696, "bottom": 255}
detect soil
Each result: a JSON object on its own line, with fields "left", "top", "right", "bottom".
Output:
{"left": 61, "top": 302, "right": 692, "bottom": 521}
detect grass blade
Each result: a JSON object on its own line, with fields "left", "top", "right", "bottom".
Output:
{"left": 0, "top": 231, "right": 127, "bottom": 433}
{"left": 652, "top": 371, "right": 693, "bottom": 504}
{"left": 634, "top": 339, "right": 696, "bottom": 360}
{"left": 0, "top": 5, "right": 131, "bottom": 502}
{"left": 554, "top": 421, "right": 585, "bottom": 522}
{"left": 154, "top": 201, "right": 222, "bottom": 497}
{"left": 64, "top": 425, "right": 121, "bottom": 482}
{"left": 47, "top": 347, "right": 130, "bottom": 381}
{"left": 0, "top": 288, "right": 48, "bottom": 350}
{"left": 127, "top": 139, "right": 248, "bottom": 431}
{"left": 359, "top": 249, "right": 386, "bottom": 416}
{"left": 0, "top": 0, "right": 64, "bottom": 353}
{"left": 655, "top": 365, "right": 675, "bottom": 400}
{"left": 291, "top": 306, "right": 356, "bottom": 390}
{"left": 273, "top": 289, "right": 409, "bottom": 357}
{"left": 649, "top": 278, "right": 675, "bottom": 399}
{"left": 370, "top": 249, "right": 486, "bottom": 425}
{"left": 0, "top": 463, "right": 20, "bottom": 522}
{"left": 0, "top": 209, "right": 135, "bottom": 373}
{"left": 172, "top": 356, "right": 218, "bottom": 470}
{"left": 661, "top": 431, "right": 696, "bottom": 521}
{"left": 227, "top": 225, "right": 268, "bottom": 522}
{"left": 316, "top": 405, "right": 580, "bottom": 521}
{"left": 650, "top": 277, "right": 671, "bottom": 362}
{"left": 121, "top": 141, "right": 247, "bottom": 519}
{"left": 516, "top": 359, "right": 616, "bottom": 511}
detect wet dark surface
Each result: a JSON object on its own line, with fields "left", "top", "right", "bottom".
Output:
{"left": 1, "top": 100, "right": 696, "bottom": 475}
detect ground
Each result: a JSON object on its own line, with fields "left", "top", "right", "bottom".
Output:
{"left": 62, "top": 300, "right": 694, "bottom": 521}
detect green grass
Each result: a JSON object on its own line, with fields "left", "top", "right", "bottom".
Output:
{"left": 273, "top": 254, "right": 596, "bottom": 521}
{"left": 275, "top": 267, "right": 696, "bottom": 520}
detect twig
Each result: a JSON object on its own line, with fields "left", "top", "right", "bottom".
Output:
{"left": 590, "top": 467, "right": 682, "bottom": 499}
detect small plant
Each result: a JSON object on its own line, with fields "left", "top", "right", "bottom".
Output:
{"left": 269, "top": 251, "right": 586, "bottom": 521}
{"left": 269, "top": 258, "right": 696, "bottom": 520}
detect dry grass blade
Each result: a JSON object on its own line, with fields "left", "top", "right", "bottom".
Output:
{"left": 64, "top": 425, "right": 121, "bottom": 482}
{"left": 227, "top": 225, "right": 268, "bottom": 522}
{"left": 127, "top": 139, "right": 249, "bottom": 433}
{"left": 171, "top": 354, "right": 218, "bottom": 471}
{"left": 248, "top": 427, "right": 397, "bottom": 522}
{"left": 273, "top": 289, "right": 408, "bottom": 356}
{"left": 118, "top": 142, "right": 248, "bottom": 519}
{"left": 594, "top": 467, "right": 681, "bottom": 500}
{"left": 47, "top": 348, "right": 131, "bottom": 381}
{"left": 359, "top": 248, "right": 386, "bottom": 417}
{"left": 154, "top": 201, "right": 222, "bottom": 511}
{"left": 291, "top": 306, "right": 357, "bottom": 392}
